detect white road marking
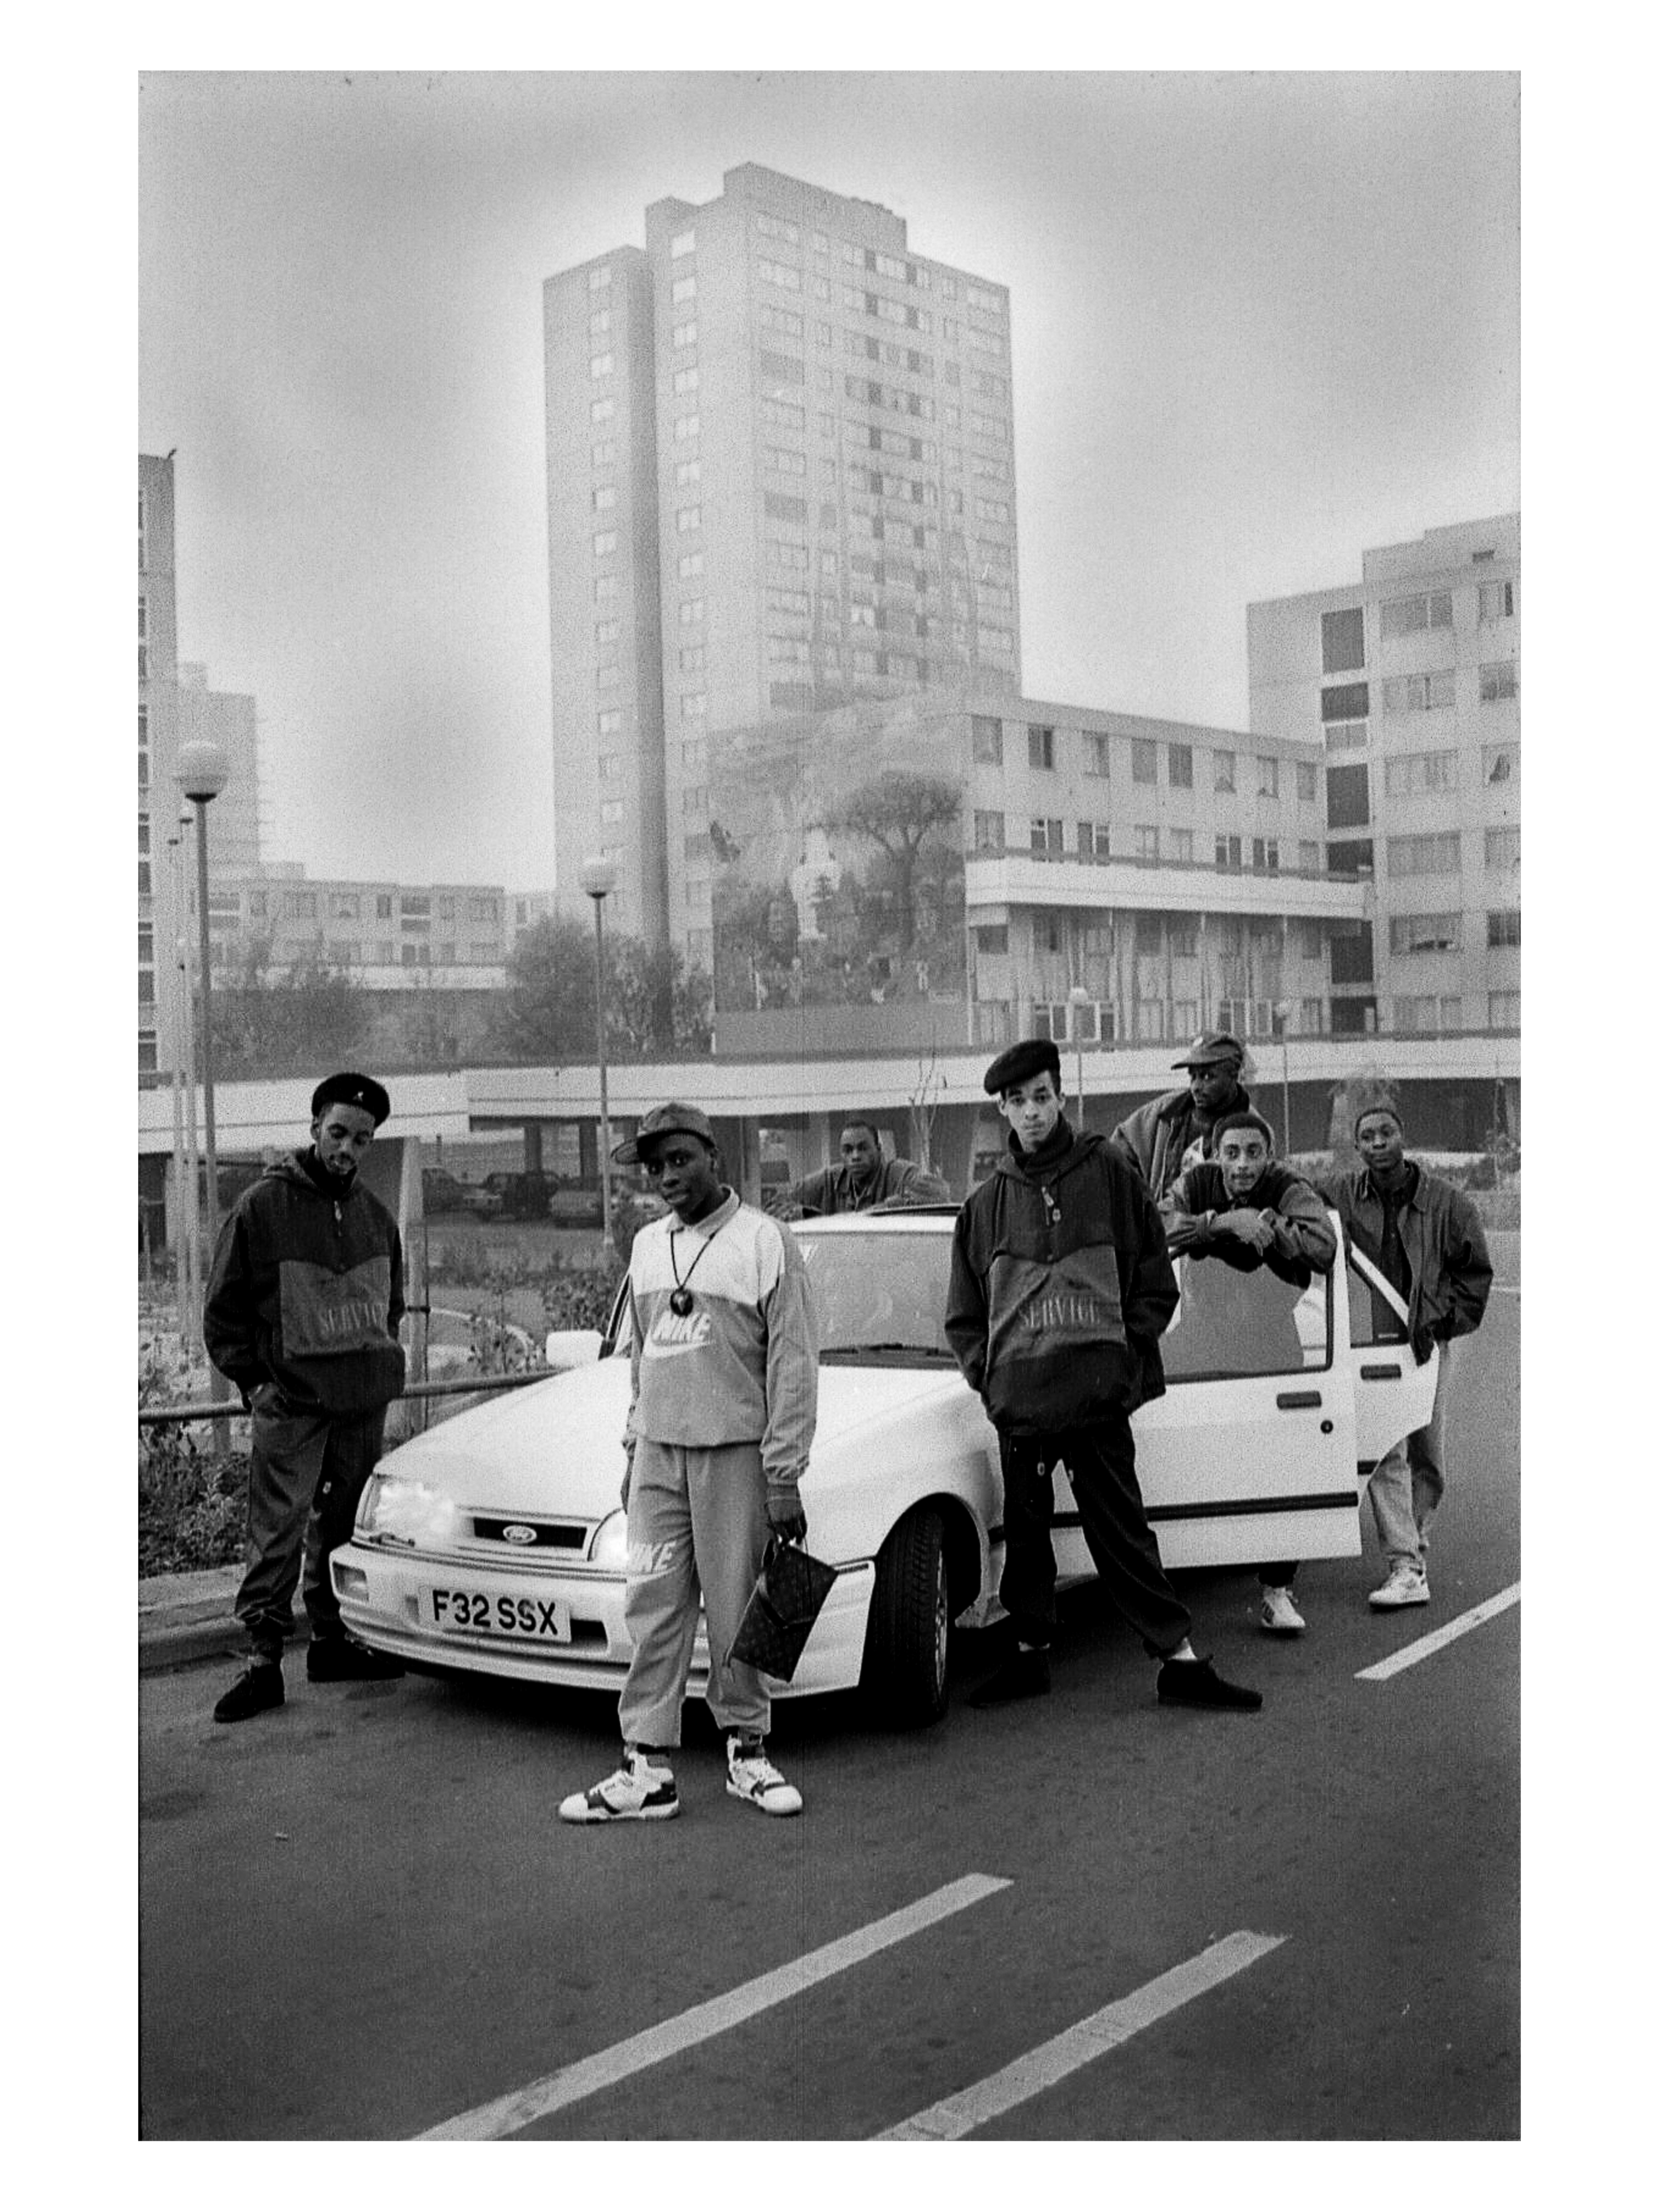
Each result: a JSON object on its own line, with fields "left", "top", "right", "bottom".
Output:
{"left": 1355, "top": 1581, "right": 1521, "bottom": 1681}
{"left": 417, "top": 1871, "right": 1011, "bottom": 2140}
{"left": 877, "top": 1930, "right": 1286, "bottom": 2141}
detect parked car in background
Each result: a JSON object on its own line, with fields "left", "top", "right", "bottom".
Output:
{"left": 334, "top": 1207, "right": 1435, "bottom": 1729}
{"left": 421, "top": 1167, "right": 502, "bottom": 1220}
{"left": 483, "top": 1169, "right": 557, "bottom": 1220}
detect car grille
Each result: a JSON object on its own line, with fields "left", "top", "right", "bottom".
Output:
{"left": 470, "top": 1515, "right": 589, "bottom": 1551}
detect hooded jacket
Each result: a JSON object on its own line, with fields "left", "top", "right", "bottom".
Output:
{"left": 1110, "top": 1080, "right": 1253, "bottom": 1201}
{"left": 945, "top": 1120, "right": 1178, "bottom": 1435}
{"left": 204, "top": 1151, "right": 406, "bottom": 1417}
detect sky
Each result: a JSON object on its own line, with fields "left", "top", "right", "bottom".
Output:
{"left": 138, "top": 69, "right": 1520, "bottom": 895}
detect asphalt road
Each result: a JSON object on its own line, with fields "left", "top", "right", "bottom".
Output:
{"left": 139, "top": 1236, "right": 1520, "bottom": 2141}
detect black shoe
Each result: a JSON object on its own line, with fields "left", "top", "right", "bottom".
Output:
{"left": 969, "top": 1647, "right": 1052, "bottom": 1707}
{"left": 306, "top": 1634, "right": 404, "bottom": 1683}
{"left": 213, "top": 1663, "right": 284, "bottom": 1724}
{"left": 1156, "top": 1655, "right": 1262, "bottom": 1712}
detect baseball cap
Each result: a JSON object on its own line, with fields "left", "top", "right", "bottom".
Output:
{"left": 1170, "top": 1031, "right": 1245, "bottom": 1071}
{"left": 611, "top": 1102, "right": 717, "bottom": 1165}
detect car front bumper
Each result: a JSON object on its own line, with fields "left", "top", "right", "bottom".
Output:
{"left": 331, "top": 1540, "right": 876, "bottom": 1699}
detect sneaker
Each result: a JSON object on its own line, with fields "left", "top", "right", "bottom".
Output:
{"left": 559, "top": 1749, "right": 680, "bottom": 1824}
{"left": 1368, "top": 1565, "right": 1430, "bottom": 1610}
{"left": 213, "top": 1662, "right": 284, "bottom": 1724}
{"left": 1156, "top": 1655, "right": 1263, "bottom": 1712}
{"left": 306, "top": 1633, "right": 405, "bottom": 1682}
{"left": 969, "top": 1646, "right": 1052, "bottom": 1707}
{"left": 725, "top": 1739, "right": 803, "bottom": 1818}
{"left": 1257, "top": 1586, "right": 1306, "bottom": 1635}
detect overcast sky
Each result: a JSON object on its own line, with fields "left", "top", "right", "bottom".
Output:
{"left": 138, "top": 70, "right": 1519, "bottom": 895}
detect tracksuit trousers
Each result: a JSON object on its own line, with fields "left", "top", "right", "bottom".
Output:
{"left": 998, "top": 1409, "right": 1192, "bottom": 1660}
{"left": 618, "top": 1436, "right": 773, "bottom": 1748}
{"left": 235, "top": 1396, "right": 388, "bottom": 1662}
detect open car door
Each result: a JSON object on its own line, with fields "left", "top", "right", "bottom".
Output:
{"left": 1345, "top": 1242, "right": 1441, "bottom": 1470}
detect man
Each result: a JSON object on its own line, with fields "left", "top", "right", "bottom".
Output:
{"left": 204, "top": 1073, "right": 408, "bottom": 1723}
{"left": 1110, "top": 1031, "right": 1252, "bottom": 1201}
{"left": 945, "top": 1039, "right": 1262, "bottom": 1712}
{"left": 1163, "top": 1110, "right": 1337, "bottom": 1635}
{"left": 772, "top": 1119, "right": 949, "bottom": 1217}
{"left": 560, "top": 1103, "right": 819, "bottom": 1823}
{"left": 1320, "top": 1102, "right": 1493, "bottom": 1610}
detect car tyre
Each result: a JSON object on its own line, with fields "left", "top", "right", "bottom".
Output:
{"left": 862, "top": 1505, "right": 951, "bottom": 1729}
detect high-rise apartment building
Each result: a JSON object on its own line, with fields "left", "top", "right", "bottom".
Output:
{"left": 545, "top": 164, "right": 1019, "bottom": 956}
{"left": 177, "top": 664, "right": 263, "bottom": 876}
{"left": 139, "top": 454, "right": 181, "bottom": 1085}
{"left": 1247, "top": 516, "right": 1520, "bottom": 1039}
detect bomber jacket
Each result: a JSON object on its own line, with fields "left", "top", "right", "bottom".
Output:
{"left": 945, "top": 1119, "right": 1179, "bottom": 1436}
{"left": 774, "top": 1153, "right": 949, "bottom": 1217}
{"left": 1110, "top": 1082, "right": 1253, "bottom": 1201}
{"left": 1316, "top": 1163, "right": 1493, "bottom": 1356}
{"left": 1163, "top": 1160, "right": 1338, "bottom": 1282}
{"left": 204, "top": 1151, "right": 406, "bottom": 1418}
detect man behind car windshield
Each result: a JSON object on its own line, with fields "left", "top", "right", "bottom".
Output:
{"left": 1163, "top": 1110, "right": 1336, "bottom": 1635}
{"left": 772, "top": 1119, "right": 948, "bottom": 1217}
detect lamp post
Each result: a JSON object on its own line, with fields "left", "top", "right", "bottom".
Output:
{"left": 178, "top": 739, "right": 229, "bottom": 1442}
{"left": 1272, "top": 1000, "right": 1293, "bottom": 1158}
{"left": 580, "top": 854, "right": 619, "bottom": 1259}
{"left": 1067, "top": 983, "right": 1091, "bottom": 1130}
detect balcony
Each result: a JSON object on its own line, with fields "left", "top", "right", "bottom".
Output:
{"left": 965, "top": 849, "right": 1371, "bottom": 922}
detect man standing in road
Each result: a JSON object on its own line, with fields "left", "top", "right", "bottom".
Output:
{"left": 771, "top": 1118, "right": 949, "bottom": 1217}
{"left": 204, "top": 1072, "right": 408, "bottom": 1723}
{"left": 1163, "top": 1109, "right": 1337, "bottom": 1635}
{"left": 560, "top": 1104, "right": 819, "bottom": 1823}
{"left": 1321, "top": 1102, "right": 1494, "bottom": 1610}
{"left": 945, "top": 1038, "right": 1262, "bottom": 1712}
{"left": 1111, "top": 1031, "right": 1253, "bottom": 1200}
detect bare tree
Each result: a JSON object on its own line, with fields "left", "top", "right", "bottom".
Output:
{"left": 907, "top": 1043, "right": 943, "bottom": 1172}
{"left": 825, "top": 771, "right": 961, "bottom": 957}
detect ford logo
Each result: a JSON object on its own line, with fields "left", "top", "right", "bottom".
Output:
{"left": 501, "top": 1524, "right": 538, "bottom": 1546}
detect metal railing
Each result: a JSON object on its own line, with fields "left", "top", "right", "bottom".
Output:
{"left": 139, "top": 1370, "right": 550, "bottom": 1428}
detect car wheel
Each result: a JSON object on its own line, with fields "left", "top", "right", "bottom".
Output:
{"left": 862, "top": 1505, "right": 951, "bottom": 1729}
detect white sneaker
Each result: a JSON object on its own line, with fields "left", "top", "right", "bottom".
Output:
{"left": 726, "top": 1739, "right": 803, "bottom": 1817}
{"left": 1368, "top": 1565, "right": 1430, "bottom": 1610}
{"left": 1258, "top": 1585, "right": 1306, "bottom": 1635}
{"left": 559, "top": 1749, "right": 680, "bottom": 1823}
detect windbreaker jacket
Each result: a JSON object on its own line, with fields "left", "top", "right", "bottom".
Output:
{"left": 1110, "top": 1082, "right": 1254, "bottom": 1201}
{"left": 625, "top": 1191, "right": 818, "bottom": 1493}
{"left": 946, "top": 1124, "right": 1179, "bottom": 1435}
{"left": 204, "top": 1152, "right": 406, "bottom": 1417}
{"left": 776, "top": 1153, "right": 949, "bottom": 1216}
{"left": 1317, "top": 1164, "right": 1493, "bottom": 1348}
{"left": 1163, "top": 1160, "right": 1338, "bottom": 1283}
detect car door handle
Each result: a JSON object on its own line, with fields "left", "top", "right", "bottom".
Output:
{"left": 1276, "top": 1390, "right": 1323, "bottom": 1410}
{"left": 1360, "top": 1362, "right": 1403, "bottom": 1379}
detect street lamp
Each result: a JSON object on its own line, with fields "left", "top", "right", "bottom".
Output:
{"left": 580, "top": 854, "right": 619, "bottom": 1258}
{"left": 1067, "top": 984, "right": 1091, "bottom": 1130}
{"left": 178, "top": 737, "right": 229, "bottom": 1441}
{"left": 1272, "top": 1000, "right": 1293, "bottom": 1157}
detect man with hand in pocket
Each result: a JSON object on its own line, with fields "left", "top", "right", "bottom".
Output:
{"left": 203, "top": 1072, "right": 408, "bottom": 1723}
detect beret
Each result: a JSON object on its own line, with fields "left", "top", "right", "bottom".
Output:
{"left": 310, "top": 1072, "right": 391, "bottom": 1127}
{"left": 982, "top": 1037, "right": 1062, "bottom": 1096}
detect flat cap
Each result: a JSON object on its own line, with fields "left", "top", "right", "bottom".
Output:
{"left": 612, "top": 1101, "right": 718, "bottom": 1165}
{"left": 982, "top": 1037, "right": 1062, "bottom": 1096}
{"left": 1171, "top": 1030, "right": 1245, "bottom": 1070}
{"left": 310, "top": 1071, "right": 391, "bottom": 1127}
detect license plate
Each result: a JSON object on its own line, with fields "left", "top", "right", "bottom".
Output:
{"left": 428, "top": 1588, "right": 571, "bottom": 1641}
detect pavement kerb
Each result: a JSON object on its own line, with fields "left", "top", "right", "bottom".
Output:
{"left": 139, "top": 1565, "right": 314, "bottom": 1675}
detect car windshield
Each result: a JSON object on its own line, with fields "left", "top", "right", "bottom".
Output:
{"left": 793, "top": 1230, "right": 954, "bottom": 1359}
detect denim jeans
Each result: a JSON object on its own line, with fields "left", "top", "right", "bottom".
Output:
{"left": 1365, "top": 1338, "right": 1455, "bottom": 1571}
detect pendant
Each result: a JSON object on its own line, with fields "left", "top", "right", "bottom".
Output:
{"left": 669, "top": 1288, "right": 695, "bottom": 1317}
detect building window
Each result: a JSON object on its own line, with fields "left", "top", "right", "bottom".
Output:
{"left": 1326, "top": 763, "right": 1370, "bottom": 830}
{"left": 1387, "top": 832, "right": 1462, "bottom": 877}
{"left": 590, "top": 397, "right": 615, "bottom": 425}
{"left": 1324, "top": 720, "right": 1368, "bottom": 752}
{"left": 594, "top": 619, "right": 620, "bottom": 648}
{"left": 591, "top": 440, "right": 616, "bottom": 470}
{"left": 592, "top": 530, "right": 617, "bottom": 558}
{"left": 1480, "top": 660, "right": 1519, "bottom": 702}
{"left": 597, "top": 754, "right": 622, "bottom": 781}
{"left": 1326, "top": 840, "right": 1374, "bottom": 879}
{"left": 589, "top": 308, "right": 612, "bottom": 337}
{"left": 673, "top": 414, "right": 700, "bottom": 442}
{"left": 1381, "top": 670, "right": 1456, "bottom": 714}
{"left": 678, "top": 598, "right": 704, "bottom": 626}
{"left": 679, "top": 644, "right": 707, "bottom": 673}
{"left": 594, "top": 573, "right": 618, "bottom": 603}
{"left": 1251, "top": 838, "right": 1280, "bottom": 874}
{"left": 1321, "top": 682, "right": 1369, "bottom": 723}
{"left": 1213, "top": 749, "right": 1235, "bottom": 794}
{"left": 972, "top": 715, "right": 1003, "bottom": 765}
{"left": 1082, "top": 732, "right": 1108, "bottom": 777}
{"left": 1483, "top": 743, "right": 1518, "bottom": 785}
{"left": 975, "top": 924, "right": 1009, "bottom": 955}
{"left": 589, "top": 353, "right": 614, "bottom": 380}
{"left": 1390, "top": 912, "right": 1463, "bottom": 954}
{"left": 1380, "top": 591, "right": 1453, "bottom": 637}
{"left": 1030, "top": 818, "right": 1064, "bottom": 858}
{"left": 671, "top": 275, "right": 696, "bottom": 305}
{"left": 1167, "top": 828, "right": 1193, "bottom": 864}
{"left": 1488, "top": 991, "right": 1520, "bottom": 1028}
{"left": 1028, "top": 725, "right": 1055, "bottom": 771}
{"left": 1215, "top": 833, "right": 1242, "bottom": 871}
{"left": 1168, "top": 743, "right": 1193, "bottom": 789}
{"left": 1487, "top": 909, "right": 1521, "bottom": 948}
{"left": 1330, "top": 924, "right": 1373, "bottom": 983}
{"left": 597, "top": 707, "right": 622, "bottom": 735}
{"left": 670, "top": 228, "right": 696, "bottom": 257}
{"left": 1478, "top": 580, "right": 1517, "bottom": 624}
{"left": 1257, "top": 756, "right": 1279, "bottom": 799}
{"left": 1485, "top": 827, "right": 1521, "bottom": 873}
{"left": 1132, "top": 739, "right": 1158, "bottom": 785}
{"left": 673, "top": 365, "right": 700, "bottom": 396}
{"left": 1135, "top": 824, "right": 1160, "bottom": 862}
{"left": 1321, "top": 606, "right": 1366, "bottom": 673}
{"left": 592, "top": 484, "right": 617, "bottom": 512}
{"left": 1383, "top": 751, "right": 1459, "bottom": 798}
{"left": 588, "top": 265, "right": 612, "bottom": 291}
{"left": 973, "top": 809, "right": 1005, "bottom": 851}
{"left": 1297, "top": 840, "right": 1321, "bottom": 874}
{"left": 677, "top": 550, "right": 704, "bottom": 580}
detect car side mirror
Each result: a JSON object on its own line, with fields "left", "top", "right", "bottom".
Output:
{"left": 543, "top": 1328, "right": 605, "bottom": 1372}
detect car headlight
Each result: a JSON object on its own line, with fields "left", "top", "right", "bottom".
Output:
{"left": 357, "top": 1475, "right": 463, "bottom": 1549}
{"left": 590, "top": 1508, "right": 629, "bottom": 1571}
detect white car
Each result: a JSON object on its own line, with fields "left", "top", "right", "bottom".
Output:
{"left": 332, "top": 1208, "right": 1435, "bottom": 1727}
